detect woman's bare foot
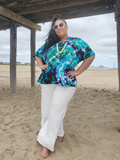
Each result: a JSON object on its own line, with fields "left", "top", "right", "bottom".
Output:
{"left": 40, "top": 147, "right": 49, "bottom": 159}
{"left": 56, "top": 136, "right": 64, "bottom": 143}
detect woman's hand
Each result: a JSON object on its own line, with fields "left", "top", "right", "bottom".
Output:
{"left": 67, "top": 70, "right": 79, "bottom": 79}
{"left": 67, "top": 55, "right": 95, "bottom": 79}
{"left": 40, "top": 64, "right": 47, "bottom": 71}
{"left": 35, "top": 56, "right": 47, "bottom": 71}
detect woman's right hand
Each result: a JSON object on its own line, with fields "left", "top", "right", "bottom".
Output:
{"left": 35, "top": 56, "right": 47, "bottom": 71}
{"left": 40, "top": 64, "right": 47, "bottom": 71}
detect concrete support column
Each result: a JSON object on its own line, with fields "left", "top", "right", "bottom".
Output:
{"left": 10, "top": 20, "right": 17, "bottom": 93}
{"left": 31, "top": 28, "right": 36, "bottom": 87}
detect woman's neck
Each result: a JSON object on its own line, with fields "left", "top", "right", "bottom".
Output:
{"left": 59, "top": 35, "right": 69, "bottom": 42}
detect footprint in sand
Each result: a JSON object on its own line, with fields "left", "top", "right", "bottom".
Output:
{"left": 0, "top": 149, "right": 15, "bottom": 160}
{"left": 83, "top": 124, "right": 91, "bottom": 134}
{"left": 10, "top": 123, "right": 24, "bottom": 133}
{"left": 4, "top": 116, "right": 14, "bottom": 126}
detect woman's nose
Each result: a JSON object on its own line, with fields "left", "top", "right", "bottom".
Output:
{"left": 57, "top": 26, "right": 61, "bottom": 30}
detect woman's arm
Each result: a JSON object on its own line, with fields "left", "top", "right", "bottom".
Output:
{"left": 67, "top": 55, "right": 95, "bottom": 79}
{"left": 35, "top": 56, "right": 47, "bottom": 70}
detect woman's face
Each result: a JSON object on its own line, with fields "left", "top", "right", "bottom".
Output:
{"left": 53, "top": 19, "right": 68, "bottom": 38}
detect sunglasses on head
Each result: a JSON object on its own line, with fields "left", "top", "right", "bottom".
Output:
{"left": 53, "top": 22, "right": 66, "bottom": 30}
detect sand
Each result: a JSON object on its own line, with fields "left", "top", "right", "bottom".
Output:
{"left": 0, "top": 65, "right": 120, "bottom": 160}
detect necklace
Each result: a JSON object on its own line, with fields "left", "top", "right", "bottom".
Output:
{"left": 56, "top": 42, "right": 67, "bottom": 63}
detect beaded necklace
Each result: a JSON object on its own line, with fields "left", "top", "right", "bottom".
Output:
{"left": 56, "top": 42, "right": 67, "bottom": 63}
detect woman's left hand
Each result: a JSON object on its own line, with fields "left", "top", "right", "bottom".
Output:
{"left": 67, "top": 70, "right": 79, "bottom": 79}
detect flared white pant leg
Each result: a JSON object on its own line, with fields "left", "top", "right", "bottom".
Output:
{"left": 41, "top": 84, "right": 66, "bottom": 136}
{"left": 37, "top": 84, "right": 76, "bottom": 151}
{"left": 57, "top": 120, "right": 65, "bottom": 137}
{"left": 41, "top": 84, "right": 56, "bottom": 127}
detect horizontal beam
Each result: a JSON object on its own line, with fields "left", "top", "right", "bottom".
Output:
{"left": 32, "top": 7, "right": 115, "bottom": 24}
{"left": 0, "top": 0, "right": 116, "bottom": 30}
{"left": 0, "top": 15, "right": 10, "bottom": 21}
{"left": 2, "top": 0, "right": 116, "bottom": 9}
{"left": 0, "top": 24, "right": 11, "bottom": 30}
{"left": 16, "top": 0, "right": 105, "bottom": 15}
{"left": 24, "top": 2, "right": 115, "bottom": 22}
{"left": 0, "top": 20, "right": 32, "bottom": 30}
{"left": 0, "top": 4, "right": 115, "bottom": 30}
{"left": 0, "top": 5, "right": 41, "bottom": 30}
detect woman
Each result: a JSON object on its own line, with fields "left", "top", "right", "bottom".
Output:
{"left": 34, "top": 14, "right": 95, "bottom": 159}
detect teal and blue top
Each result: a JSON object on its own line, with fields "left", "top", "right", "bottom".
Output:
{"left": 34, "top": 37, "right": 95, "bottom": 87}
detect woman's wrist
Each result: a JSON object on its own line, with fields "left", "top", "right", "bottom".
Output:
{"left": 76, "top": 70, "right": 81, "bottom": 76}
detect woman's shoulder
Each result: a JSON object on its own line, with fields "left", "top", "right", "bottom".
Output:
{"left": 68, "top": 37, "right": 87, "bottom": 45}
{"left": 68, "top": 37, "right": 85, "bottom": 43}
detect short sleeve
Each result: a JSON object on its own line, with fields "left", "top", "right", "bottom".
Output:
{"left": 82, "top": 42, "right": 95, "bottom": 61}
{"left": 33, "top": 43, "right": 46, "bottom": 61}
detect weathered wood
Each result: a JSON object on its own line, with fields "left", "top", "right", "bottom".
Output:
{"left": 31, "top": 28, "right": 36, "bottom": 87}
{"left": 0, "top": 0, "right": 116, "bottom": 30}
{"left": 0, "top": 2, "right": 115, "bottom": 29}
{"left": 31, "top": 5, "right": 115, "bottom": 23}
{"left": 0, "top": 15, "right": 10, "bottom": 21}
{"left": 0, "top": 5, "right": 41, "bottom": 30}
{"left": 17, "top": 0, "right": 105, "bottom": 15}
{"left": 10, "top": 20, "right": 17, "bottom": 93}
{"left": 1, "top": 0, "right": 104, "bottom": 9}
{"left": 2, "top": 0, "right": 116, "bottom": 10}
{"left": 117, "top": 22, "right": 120, "bottom": 91}
{"left": 24, "top": 3, "right": 115, "bottom": 22}
{"left": 0, "top": 24, "right": 11, "bottom": 30}
{"left": 116, "top": 0, "right": 120, "bottom": 91}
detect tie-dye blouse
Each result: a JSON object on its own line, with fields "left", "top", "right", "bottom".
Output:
{"left": 34, "top": 37, "right": 95, "bottom": 87}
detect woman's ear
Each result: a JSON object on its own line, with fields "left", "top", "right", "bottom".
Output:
{"left": 66, "top": 25, "right": 68, "bottom": 30}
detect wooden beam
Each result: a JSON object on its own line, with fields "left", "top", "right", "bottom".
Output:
{"left": 116, "top": 0, "right": 120, "bottom": 91}
{"left": 0, "top": 24, "right": 11, "bottom": 30}
{"left": 10, "top": 20, "right": 17, "bottom": 93}
{"left": 31, "top": 5, "right": 115, "bottom": 23}
{"left": 24, "top": 2, "right": 115, "bottom": 22}
{"left": 0, "top": 19, "right": 36, "bottom": 31}
{"left": 0, "top": 21, "right": 25, "bottom": 30}
{"left": 115, "top": 0, "right": 120, "bottom": 21}
{"left": 117, "top": 21, "right": 120, "bottom": 91}
{"left": 2, "top": 0, "right": 115, "bottom": 11}
{"left": 0, "top": 3, "right": 115, "bottom": 30}
{"left": 0, "top": 15, "right": 10, "bottom": 21}
{"left": 0, "top": 0, "right": 116, "bottom": 30}
{"left": 16, "top": 0, "right": 105, "bottom": 15}
{"left": 31, "top": 28, "right": 36, "bottom": 87}
{"left": 0, "top": 5, "right": 41, "bottom": 30}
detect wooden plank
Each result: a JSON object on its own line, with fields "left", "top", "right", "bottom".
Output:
{"left": 0, "top": 15, "right": 10, "bottom": 21}
{"left": 10, "top": 20, "right": 17, "bottom": 93}
{"left": 31, "top": 6, "right": 115, "bottom": 23}
{"left": 31, "top": 28, "right": 36, "bottom": 87}
{"left": 0, "top": 24, "right": 11, "bottom": 30}
{"left": 0, "top": 5, "right": 41, "bottom": 30}
{"left": 16, "top": 0, "right": 105, "bottom": 15}
{"left": 0, "top": 19, "right": 36, "bottom": 30}
{"left": 0, "top": 3, "right": 115, "bottom": 30}
{"left": 2, "top": 0, "right": 110, "bottom": 9}
{"left": 0, "top": 21, "right": 24, "bottom": 30}
{"left": 25, "top": 2, "right": 115, "bottom": 21}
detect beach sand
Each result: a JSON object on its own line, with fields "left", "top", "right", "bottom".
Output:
{"left": 0, "top": 65, "right": 120, "bottom": 160}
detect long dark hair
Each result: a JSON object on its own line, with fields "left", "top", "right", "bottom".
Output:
{"left": 45, "top": 14, "right": 67, "bottom": 50}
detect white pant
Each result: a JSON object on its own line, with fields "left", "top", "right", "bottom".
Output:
{"left": 37, "top": 84, "right": 76, "bottom": 151}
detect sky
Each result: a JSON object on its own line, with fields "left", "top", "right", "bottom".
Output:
{"left": 0, "top": 13, "right": 118, "bottom": 68}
